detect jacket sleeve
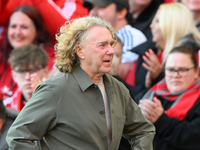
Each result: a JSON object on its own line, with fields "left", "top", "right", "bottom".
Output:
{"left": 123, "top": 90, "right": 155, "bottom": 150}
{"left": 154, "top": 101, "right": 200, "bottom": 149}
{"left": 6, "top": 83, "right": 58, "bottom": 150}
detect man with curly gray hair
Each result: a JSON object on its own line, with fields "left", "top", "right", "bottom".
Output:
{"left": 6, "top": 16, "right": 155, "bottom": 150}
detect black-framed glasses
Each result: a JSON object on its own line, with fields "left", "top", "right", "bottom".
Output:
{"left": 14, "top": 67, "right": 44, "bottom": 77}
{"left": 164, "top": 66, "right": 196, "bottom": 77}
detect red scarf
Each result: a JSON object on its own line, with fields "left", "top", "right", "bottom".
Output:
{"left": 142, "top": 77, "right": 200, "bottom": 120}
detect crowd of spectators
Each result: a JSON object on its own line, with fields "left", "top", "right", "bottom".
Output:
{"left": 1, "top": 0, "right": 200, "bottom": 149}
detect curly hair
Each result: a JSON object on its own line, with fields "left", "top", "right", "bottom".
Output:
{"left": 55, "top": 16, "right": 116, "bottom": 73}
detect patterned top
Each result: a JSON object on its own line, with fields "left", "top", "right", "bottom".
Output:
{"left": 117, "top": 25, "right": 147, "bottom": 63}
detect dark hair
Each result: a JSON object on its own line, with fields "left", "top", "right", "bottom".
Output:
{"left": 115, "top": 2, "right": 132, "bottom": 25}
{"left": 0, "top": 101, "right": 6, "bottom": 122}
{"left": 9, "top": 44, "right": 48, "bottom": 70}
{"left": 11, "top": 5, "right": 53, "bottom": 46}
{"left": 116, "top": 35, "right": 123, "bottom": 48}
{"left": 0, "top": 5, "right": 53, "bottom": 77}
{"left": 166, "top": 46, "right": 198, "bottom": 68}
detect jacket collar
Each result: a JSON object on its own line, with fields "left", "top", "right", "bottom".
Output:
{"left": 72, "top": 65, "right": 94, "bottom": 91}
{"left": 72, "top": 65, "right": 114, "bottom": 96}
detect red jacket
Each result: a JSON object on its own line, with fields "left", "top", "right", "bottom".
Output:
{"left": 0, "top": 0, "right": 88, "bottom": 38}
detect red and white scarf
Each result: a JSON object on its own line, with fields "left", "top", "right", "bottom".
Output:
{"left": 3, "top": 87, "right": 25, "bottom": 111}
{"left": 142, "top": 77, "right": 200, "bottom": 120}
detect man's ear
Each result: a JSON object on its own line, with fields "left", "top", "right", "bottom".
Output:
{"left": 117, "top": 8, "right": 127, "bottom": 20}
{"left": 0, "top": 119, "right": 4, "bottom": 131}
{"left": 76, "top": 45, "right": 85, "bottom": 60}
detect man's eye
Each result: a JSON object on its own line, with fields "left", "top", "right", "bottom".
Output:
{"left": 110, "top": 42, "right": 115, "bottom": 47}
{"left": 18, "top": 71, "right": 27, "bottom": 74}
{"left": 100, "top": 44, "right": 105, "bottom": 47}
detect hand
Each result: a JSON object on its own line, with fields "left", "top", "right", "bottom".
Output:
{"left": 142, "top": 49, "right": 162, "bottom": 80}
{"left": 31, "top": 73, "right": 47, "bottom": 91}
{"left": 139, "top": 97, "right": 164, "bottom": 123}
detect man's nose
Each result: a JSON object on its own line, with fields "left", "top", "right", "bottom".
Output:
{"left": 107, "top": 46, "right": 114, "bottom": 55}
{"left": 24, "top": 71, "right": 31, "bottom": 79}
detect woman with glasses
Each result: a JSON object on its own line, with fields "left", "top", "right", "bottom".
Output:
{"left": 130, "top": 2, "right": 200, "bottom": 95}
{"left": 138, "top": 46, "right": 200, "bottom": 150}
{"left": 146, "top": 2, "right": 200, "bottom": 83}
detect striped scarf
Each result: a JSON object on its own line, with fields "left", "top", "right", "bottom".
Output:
{"left": 142, "top": 77, "right": 200, "bottom": 120}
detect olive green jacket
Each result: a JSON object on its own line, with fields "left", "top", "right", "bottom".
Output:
{"left": 6, "top": 65, "right": 155, "bottom": 150}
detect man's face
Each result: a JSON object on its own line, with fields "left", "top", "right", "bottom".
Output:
{"left": 89, "top": 3, "right": 118, "bottom": 30}
{"left": 129, "top": 0, "right": 152, "bottom": 14}
{"left": 12, "top": 65, "right": 47, "bottom": 96}
{"left": 182, "top": 0, "right": 200, "bottom": 12}
{"left": 78, "top": 26, "right": 116, "bottom": 78}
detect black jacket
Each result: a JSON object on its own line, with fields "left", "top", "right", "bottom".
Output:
{"left": 154, "top": 96, "right": 200, "bottom": 150}
{"left": 130, "top": 39, "right": 158, "bottom": 96}
{"left": 131, "top": 33, "right": 200, "bottom": 98}
{"left": 131, "top": 0, "right": 159, "bottom": 40}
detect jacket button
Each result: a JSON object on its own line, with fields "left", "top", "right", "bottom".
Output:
{"left": 103, "top": 135, "right": 107, "bottom": 140}
{"left": 100, "top": 111, "right": 105, "bottom": 114}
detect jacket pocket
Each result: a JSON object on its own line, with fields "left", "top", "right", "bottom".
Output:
{"left": 116, "top": 116, "right": 126, "bottom": 135}
{"left": 115, "top": 116, "right": 126, "bottom": 149}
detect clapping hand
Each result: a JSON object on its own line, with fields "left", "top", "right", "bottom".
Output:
{"left": 142, "top": 49, "right": 162, "bottom": 80}
{"left": 139, "top": 97, "right": 164, "bottom": 123}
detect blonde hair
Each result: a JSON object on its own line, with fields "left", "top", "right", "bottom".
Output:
{"left": 158, "top": 2, "right": 200, "bottom": 62}
{"left": 55, "top": 16, "right": 116, "bottom": 73}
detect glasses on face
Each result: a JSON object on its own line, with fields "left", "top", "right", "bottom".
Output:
{"left": 14, "top": 67, "right": 44, "bottom": 78}
{"left": 164, "top": 66, "right": 196, "bottom": 77}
